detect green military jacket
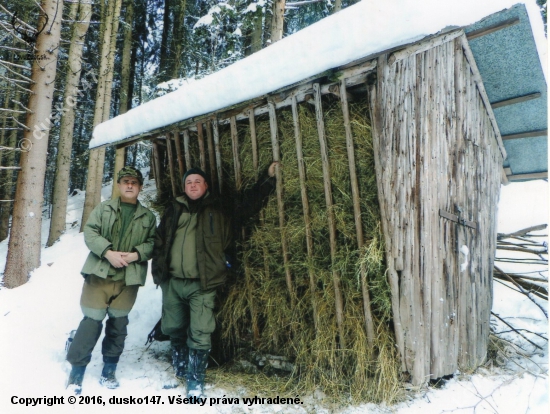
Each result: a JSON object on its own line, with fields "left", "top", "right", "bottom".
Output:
{"left": 152, "top": 170, "right": 276, "bottom": 290}
{"left": 81, "top": 197, "right": 157, "bottom": 286}
{"left": 152, "top": 194, "right": 231, "bottom": 290}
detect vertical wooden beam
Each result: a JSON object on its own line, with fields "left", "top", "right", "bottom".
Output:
{"left": 313, "top": 83, "right": 346, "bottom": 349}
{"left": 249, "top": 109, "right": 259, "bottom": 177}
{"left": 249, "top": 108, "right": 271, "bottom": 298}
{"left": 197, "top": 122, "right": 206, "bottom": 171}
{"left": 368, "top": 62, "right": 406, "bottom": 371}
{"left": 268, "top": 101, "right": 295, "bottom": 308}
{"left": 230, "top": 117, "right": 260, "bottom": 344}
{"left": 291, "top": 96, "right": 319, "bottom": 331}
{"left": 340, "top": 80, "right": 375, "bottom": 346}
{"left": 165, "top": 133, "right": 178, "bottom": 198}
{"left": 205, "top": 120, "right": 217, "bottom": 191}
{"left": 230, "top": 116, "right": 242, "bottom": 190}
{"left": 152, "top": 139, "right": 162, "bottom": 199}
{"left": 183, "top": 129, "right": 191, "bottom": 169}
{"left": 174, "top": 131, "right": 185, "bottom": 188}
{"left": 212, "top": 118, "right": 223, "bottom": 194}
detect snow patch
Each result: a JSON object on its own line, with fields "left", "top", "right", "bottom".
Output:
{"left": 460, "top": 244, "right": 469, "bottom": 272}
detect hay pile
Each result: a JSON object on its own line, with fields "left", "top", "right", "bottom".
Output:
{"left": 200, "top": 94, "right": 402, "bottom": 403}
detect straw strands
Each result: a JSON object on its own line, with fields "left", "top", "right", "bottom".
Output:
{"left": 204, "top": 94, "right": 401, "bottom": 403}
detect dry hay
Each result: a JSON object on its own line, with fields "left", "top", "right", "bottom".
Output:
{"left": 196, "top": 94, "right": 402, "bottom": 404}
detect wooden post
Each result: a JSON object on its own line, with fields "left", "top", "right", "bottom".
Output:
{"left": 206, "top": 120, "right": 217, "bottom": 191}
{"left": 152, "top": 139, "right": 163, "bottom": 199}
{"left": 249, "top": 108, "right": 271, "bottom": 289}
{"left": 291, "top": 96, "right": 319, "bottom": 331}
{"left": 174, "top": 131, "right": 185, "bottom": 190}
{"left": 249, "top": 109, "right": 259, "bottom": 176}
{"left": 268, "top": 101, "right": 295, "bottom": 308}
{"left": 197, "top": 122, "right": 206, "bottom": 171}
{"left": 230, "top": 119, "right": 260, "bottom": 344}
{"left": 367, "top": 60, "right": 406, "bottom": 371}
{"left": 313, "top": 83, "right": 346, "bottom": 349}
{"left": 183, "top": 129, "right": 191, "bottom": 169}
{"left": 212, "top": 118, "right": 223, "bottom": 194}
{"left": 166, "top": 133, "right": 178, "bottom": 198}
{"left": 230, "top": 117, "right": 242, "bottom": 191}
{"left": 340, "top": 80, "right": 376, "bottom": 346}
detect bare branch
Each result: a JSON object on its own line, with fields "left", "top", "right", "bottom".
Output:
{"left": 491, "top": 312, "right": 544, "bottom": 350}
{"left": 0, "top": 45, "right": 28, "bottom": 53}
{"left": 0, "top": 108, "right": 26, "bottom": 115}
{"left": 495, "top": 266, "right": 548, "bottom": 307}
{"left": 0, "top": 4, "right": 36, "bottom": 31}
{"left": 494, "top": 329, "right": 548, "bottom": 342}
{"left": 0, "top": 21, "right": 35, "bottom": 48}
{"left": 0, "top": 74, "right": 30, "bottom": 84}
{"left": 498, "top": 224, "right": 548, "bottom": 240}
{"left": 497, "top": 245, "right": 547, "bottom": 255}
{"left": 0, "top": 59, "right": 32, "bottom": 72}
{"left": 286, "top": 0, "right": 325, "bottom": 6}
{"left": 11, "top": 116, "right": 31, "bottom": 131}
{"left": 0, "top": 79, "right": 34, "bottom": 94}
{"left": 11, "top": 99, "right": 33, "bottom": 113}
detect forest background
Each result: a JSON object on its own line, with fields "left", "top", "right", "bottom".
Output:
{"left": 0, "top": 0, "right": 371, "bottom": 287}
{"left": 0, "top": 0, "right": 546, "bottom": 284}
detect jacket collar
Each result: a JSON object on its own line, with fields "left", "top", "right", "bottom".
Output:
{"left": 105, "top": 196, "right": 148, "bottom": 218}
{"left": 176, "top": 191, "right": 213, "bottom": 208}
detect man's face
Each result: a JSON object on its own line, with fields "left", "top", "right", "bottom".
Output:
{"left": 185, "top": 174, "right": 208, "bottom": 200}
{"left": 117, "top": 176, "right": 142, "bottom": 203}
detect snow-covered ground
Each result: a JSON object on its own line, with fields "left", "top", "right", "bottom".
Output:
{"left": 0, "top": 179, "right": 547, "bottom": 414}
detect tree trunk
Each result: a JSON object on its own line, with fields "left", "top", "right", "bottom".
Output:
{"left": 3, "top": 0, "right": 63, "bottom": 288}
{"left": 0, "top": 76, "right": 13, "bottom": 156}
{"left": 250, "top": 8, "right": 263, "bottom": 54}
{"left": 270, "top": 0, "right": 286, "bottom": 43}
{"left": 159, "top": 0, "right": 172, "bottom": 82}
{"left": 168, "top": 0, "right": 186, "bottom": 79}
{"left": 80, "top": 0, "right": 122, "bottom": 230}
{"left": 112, "top": 0, "right": 134, "bottom": 199}
{"left": 47, "top": 0, "right": 92, "bottom": 247}
{"left": 0, "top": 88, "right": 21, "bottom": 242}
{"left": 332, "top": 0, "right": 342, "bottom": 14}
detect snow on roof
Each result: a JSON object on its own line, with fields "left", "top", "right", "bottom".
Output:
{"left": 90, "top": 0, "right": 545, "bottom": 149}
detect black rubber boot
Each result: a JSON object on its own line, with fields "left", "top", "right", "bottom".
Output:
{"left": 99, "top": 356, "right": 120, "bottom": 389}
{"left": 186, "top": 348, "right": 210, "bottom": 397}
{"left": 171, "top": 344, "right": 189, "bottom": 381}
{"left": 66, "top": 365, "right": 86, "bottom": 395}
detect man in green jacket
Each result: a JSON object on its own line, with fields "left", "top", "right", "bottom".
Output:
{"left": 66, "top": 166, "right": 156, "bottom": 394}
{"left": 152, "top": 163, "right": 277, "bottom": 397}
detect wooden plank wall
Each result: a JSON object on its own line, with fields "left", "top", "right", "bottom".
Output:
{"left": 369, "top": 33, "right": 502, "bottom": 385}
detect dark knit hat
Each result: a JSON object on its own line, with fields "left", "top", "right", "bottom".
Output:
{"left": 117, "top": 166, "right": 144, "bottom": 185}
{"left": 183, "top": 167, "right": 208, "bottom": 183}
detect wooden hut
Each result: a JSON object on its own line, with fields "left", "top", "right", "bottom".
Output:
{"left": 90, "top": 3, "right": 547, "bottom": 387}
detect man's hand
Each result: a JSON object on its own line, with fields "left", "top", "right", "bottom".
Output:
{"left": 268, "top": 161, "right": 279, "bottom": 177}
{"left": 104, "top": 250, "right": 129, "bottom": 268}
{"left": 121, "top": 252, "right": 139, "bottom": 264}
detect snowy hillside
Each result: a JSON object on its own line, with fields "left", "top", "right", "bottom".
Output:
{"left": 0, "top": 178, "right": 547, "bottom": 414}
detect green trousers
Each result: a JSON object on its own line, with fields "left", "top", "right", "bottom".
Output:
{"left": 66, "top": 275, "right": 138, "bottom": 366}
{"left": 160, "top": 278, "right": 216, "bottom": 350}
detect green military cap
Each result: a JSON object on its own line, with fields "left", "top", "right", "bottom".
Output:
{"left": 117, "top": 166, "right": 144, "bottom": 185}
